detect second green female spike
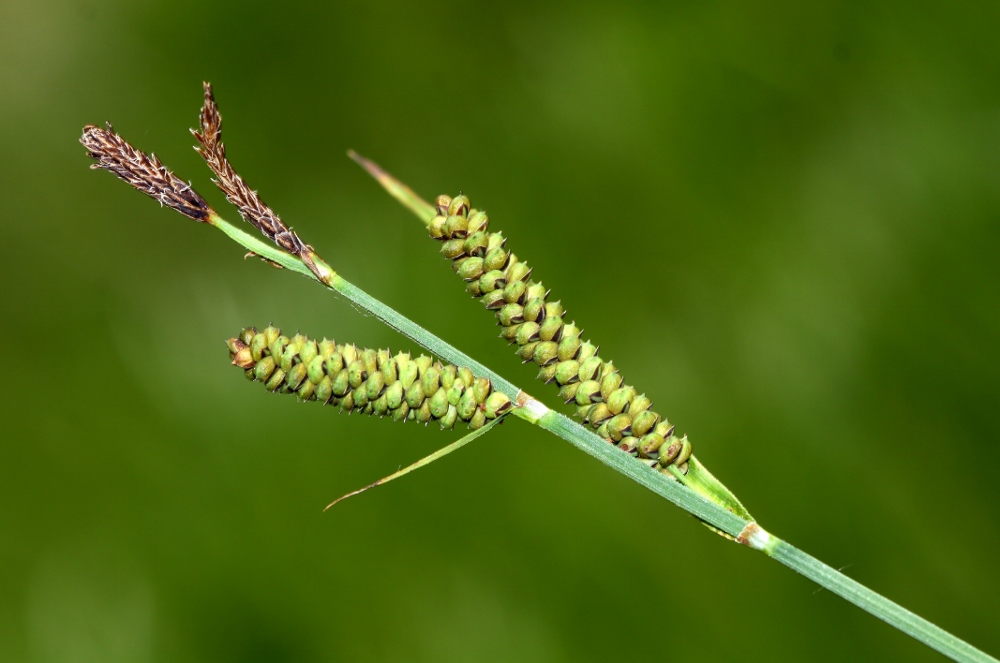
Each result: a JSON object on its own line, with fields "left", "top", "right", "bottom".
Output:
{"left": 229, "top": 325, "right": 513, "bottom": 430}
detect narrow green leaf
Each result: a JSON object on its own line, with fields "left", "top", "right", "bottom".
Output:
{"left": 347, "top": 150, "right": 436, "bottom": 223}
{"left": 325, "top": 415, "right": 507, "bottom": 509}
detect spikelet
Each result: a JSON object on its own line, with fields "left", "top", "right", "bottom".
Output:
{"left": 427, "top": 195, "right": 691, "bottom": 470}
{"left": 228, "top": 326, "right": 513, "bottom": 429}
{"left": 192, "top": 83, "right": 310, "bottom": 257}
{"left": 81, "top": 123, "right": 214, "bottom": 222}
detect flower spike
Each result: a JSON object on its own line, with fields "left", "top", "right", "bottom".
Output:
{"left": 80, "top": 123, "right": 214, "bottom": 222}
{"left": 192, "top": 82, "right": 309, "bottom": 256}
{"left": 228, "top": 325, "right": 513, "bottom": 430}
{"left": 427, "top": 194, "right": 692, "bottom": 471}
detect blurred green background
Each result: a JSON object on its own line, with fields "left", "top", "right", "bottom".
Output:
{"left": 2, "top": 0, "right": 999, "bottom": 661}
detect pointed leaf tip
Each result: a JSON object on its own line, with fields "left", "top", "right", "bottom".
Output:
{"left": 346, "top": 151, "right": 436, "bottom": 224}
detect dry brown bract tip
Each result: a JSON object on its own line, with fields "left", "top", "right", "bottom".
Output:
{"left": 192, "top": 82, "right": 309, "bottom": 257}
{"left": 80, "top": 123, "right": 213, "bottom": 222}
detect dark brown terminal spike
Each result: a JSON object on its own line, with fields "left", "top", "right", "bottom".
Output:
{"left": 80, "top": 123, "right": 214, "bottom": 222}
{"left": 192, "top": 82, "right": 309, "bottom": 257}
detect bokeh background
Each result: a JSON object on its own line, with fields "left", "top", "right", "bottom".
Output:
{"left": 2, "top": 1, "right": 999, "bottom": 661}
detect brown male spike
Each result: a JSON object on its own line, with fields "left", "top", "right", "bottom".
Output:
{"left": 192, "top": 82, "right": 309, "bottom": 257}
{"left": 81, "top": 123, "right": 214, "bottom": 222}
{"left": 192, "top": 82, "right": 334, "bottom": 284}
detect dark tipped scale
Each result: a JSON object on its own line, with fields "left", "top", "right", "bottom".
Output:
{"left": 228, "top": 325, "right": 512, "bottom": 430}
{"left": 429, "top": 194, "right": 691, "bottom": 470}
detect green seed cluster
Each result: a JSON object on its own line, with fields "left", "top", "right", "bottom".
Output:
{"left": 428, "top": 194, "right": 691, "bottom": 470}
{"left": 228, "top": 325, "right": 513, "bottom": 429}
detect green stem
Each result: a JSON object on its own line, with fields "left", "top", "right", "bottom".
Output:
{"left": 539, "top": 409, "right": 748, "bottom": 534}
{"left": 206, "top": 211, "right": 995, "bottom": 663}
{"left": 764, "top": 534, "right": 996, "bottom": 663}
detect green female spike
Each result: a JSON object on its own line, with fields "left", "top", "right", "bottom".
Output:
{"left": 425, "top": 194, "right": 692, "bottom": 473}
{"left": 229, "top": 326, "right": 512, "bottom": 430}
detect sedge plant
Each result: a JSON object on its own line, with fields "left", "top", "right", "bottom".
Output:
{"left": 81, "top": 83, "right": 996, "bottom": 663}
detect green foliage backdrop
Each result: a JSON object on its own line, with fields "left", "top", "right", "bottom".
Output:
{"left": 2, "top": 1, "right": 998, "bottom": 660}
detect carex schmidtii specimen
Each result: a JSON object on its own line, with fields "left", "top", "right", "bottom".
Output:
{"left": 82, "top": 84, "right": 996, "bottom": 663}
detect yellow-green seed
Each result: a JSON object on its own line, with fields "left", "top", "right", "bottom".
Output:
{"left": 498, "top": 303, "right": 524, "bottom": 326}
{"left": 331, "top": 369, "right": 350, "bottom": 397}
{"left": 265, "top": 368, "right": 286, "bottom": 392}
{"left": 366, "top": 371, "right": 386, "bottom": 401}
{"left": 517, "top": 342, "right": 539, "bottom": 361}
{"left": 254, "top": 356, "right": 276, "bottom": 382}
{"left": 422, "top": 365, "right": 441, "bottom": 396}
{"left": 638, "top": 432, "right": 665, "bottom": 457}
{"left": 484, "top": 392, "right": 512, "bottom": 418}
{"left": 585, "top": 403, "right": 612, "bottom": 425}
{"left": 429, "top": 388, "right": 449, "bottom": 419}
{"left": 532, "top": 341, "right": 559, "bottom": 366}
{"left": 385, "top": 382, "right": 404, "bottom": 410}
{"left": 348, "top": 360, "right": 365, "bottom": 389}
{"left": 538, "top": 317, "right": 563, "bottom": 342}
{"left": 405, "top": 381, "right": 425, "bottom": 409}
{"left": 286, "top": 362, "right": 308, "bottom": 391}
{"left": 523, "top": 298, "right": 545, "bottom": 322}
{"left": 575, "top": 380, "right": 601, "bottom": 405}
{"left": 299, "top": 340, "right": 318, "bottom": 365}
{"left": 445, "top": 214, "right": 469, "bottom": 237}
{"left": 558, "top": 383, "right": 579, "bottom": 403}
{"left": 473, "top": 377, "right": 491, "bottom": 403}
{"left": 606, "top": 413, "right": 632, "bottom": 442}
{"left": 631, "top": 410, "right": 660, "bottom": 437}
{"left": 440, "top": 405, "right": 459, "bottom": 429}
{"left": 555, "top": 360, "right": 580, "bottom": 385}
{"left": 352, "top": 385, "right": 369, "bottom": 409}
{"left": 607, "top": 386, "right": 637, "bottom": 415}
{"left": 315, "top": 376, "right": 333, "bottom": 403}
{"left": 250, "top": 333, "right": 268, "bottom": 361}
{"left": 371, "top": 392, "right": 389, "bottom": 416}
{"left": 578, "top": 357, "right": 603, "bottom": 382}
{"left": 515, "top": 321, "right": 541, "bottom": 345}
{"left": 307, "top": 356, "right": 326, "bottom": 384}
{"left": 458, "top": 388, "right": 478, "bottom": 420}
{"left": 557, "top": 335, "right": 582, "bottom": 362}
{"left": 440, "top": 365, "right": 457, "bottom": 390}
{"left": 537, "top": 363, "right": 558, "bottom": 384}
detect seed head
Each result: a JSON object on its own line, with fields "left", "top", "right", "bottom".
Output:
{"left": 427, "top": 194, "right": 689, "bottom": 470}
{"left": 80, "top": 123, "right": 213, "bottom": 222}
{"left": 228, "top": 326, "right": 513, "bottom": 430}
{"left": 192, "top": 82, "right": 308, "bottom": 257}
